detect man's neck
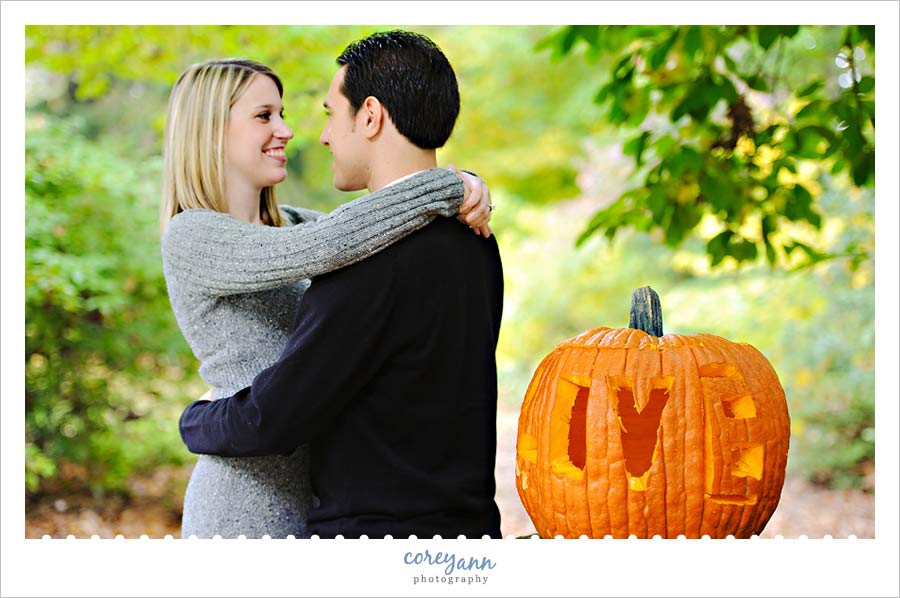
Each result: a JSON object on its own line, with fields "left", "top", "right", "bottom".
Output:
{"left": 367, "top": 150, "right": 438, "bottom": 192}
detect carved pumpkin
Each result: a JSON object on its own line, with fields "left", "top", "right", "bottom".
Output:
{"left": 515, "top": 287, "right": 790, "bottom": 538}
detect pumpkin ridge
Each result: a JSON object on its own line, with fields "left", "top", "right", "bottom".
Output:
{"left": 694, "top": 338, "right": 726, "bottom": 536}
{"left": 543, "top": 350, "right": 565, "bottom": 536}
{"left": 655, "top": 339, "right": 668, "bottom": 537}
{"left": 686, "top": 338, "right": 708, "bottom": 537}
{"left": 580, "top": 364, "right": 594, "bottom": 538}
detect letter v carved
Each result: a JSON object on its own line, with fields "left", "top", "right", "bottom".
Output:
{"left": 608, "top": 375, "right": 673, "bottom": 491}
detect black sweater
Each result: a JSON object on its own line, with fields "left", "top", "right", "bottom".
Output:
{"left": 179, "top": 217, "right": 503, "bottom": 539}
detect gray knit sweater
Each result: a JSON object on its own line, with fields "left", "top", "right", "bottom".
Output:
{"left": 162, "top": 168, "right": 464, "bottom": 399}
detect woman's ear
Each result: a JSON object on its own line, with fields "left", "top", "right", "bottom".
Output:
{"left": 360, "top": 96, "right": 384, "bottom": 139}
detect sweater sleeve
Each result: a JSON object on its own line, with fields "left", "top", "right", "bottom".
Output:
{"left": 279, "top": 204, "right": 325, "bottom": 224}
{"left": 179, "top": 245, "right": 397, "bottom": 456}
{"left": 161, "top": 167, "right": 463, "bottom": 295}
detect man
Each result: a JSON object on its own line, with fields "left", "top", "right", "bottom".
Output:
{"left": 179, "top": 30, "right": 503, "bottom": 539}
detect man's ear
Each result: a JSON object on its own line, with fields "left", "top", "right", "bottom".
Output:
{"left": 359, "top": 96, "right": 384, "bottom": 139}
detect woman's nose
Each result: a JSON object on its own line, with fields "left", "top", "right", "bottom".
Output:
{"left": 275, "top": 119, "right": 294, "bottom": 141}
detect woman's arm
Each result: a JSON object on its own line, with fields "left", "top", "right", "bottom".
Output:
{"left": 281, "top": 168, "right": 492, "bottom": 233}
{"left": 279, "top": 204, "right": 325, "bottom": 224}
{"left": 162, "top": 167, "right": 464, "bottom": 295}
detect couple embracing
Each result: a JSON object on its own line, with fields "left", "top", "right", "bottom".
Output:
{"left": 161, "top": 30, "right": 503, "bottom": 539}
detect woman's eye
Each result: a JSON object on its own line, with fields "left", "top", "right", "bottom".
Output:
{"left": 257, "top": 112, "right": 271, "bottom": 121}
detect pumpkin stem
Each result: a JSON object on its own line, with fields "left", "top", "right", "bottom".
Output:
{"left": 629, "top": 286, "right": 663, "bottom": 337}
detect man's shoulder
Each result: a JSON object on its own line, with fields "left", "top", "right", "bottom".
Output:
{"left": 312, "top": 218, "right": 498, "bottom": 290}
{"left": 407, "top": 216, "right": 497, "bottom": 250}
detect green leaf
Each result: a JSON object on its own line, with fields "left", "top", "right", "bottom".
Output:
{"left": 755, "top": 123, "right": 780, "bottom": 145}
{"left": 796, "top": 99, "right": 825, "bottom": 120}
{"left": 646, "top": 186, "right": 667, "bottom": 220}
{"left": 536, "top": 26, "right": 590, "bottom": 59}
{"left": 715, "top": 76, "right": 738, "bottom": 103}
{"left": 852, "top": 149, "right": 875, "bottom": 187}
{"left": 672, "top": 81, "right": 716, "bottom": 122}
{"left": 533, "top": 30, "right": 559, "bottom": 54}
{"left": 756, "top": 25, "right": 799, "bottom": 50}
{"left": 729, "top": 238, "right": 759, "bottom": 262}
{"left": 594, "top": 81, "right": 615, "bottom": 104}
{"left": 860, "top": 99, "right": 875, "bottom": 125}
{"left": 576, "top": 202, "right": 620, "bottom": 246}
{"left": 573, "top": 25, "right": 601, "bottom": 49}
{"left": 612, "top": 53, "right": 634, "bottom": 79}
{"left": 699, "top": 170, "right": 730, "bottom": 212}
{"left": 672, "top": 203, "right": 702, "bottom": 235}
{"left": 775, "top": 25, "right": 800, "bottom": 39}
{"left": 764, "top": 237, "right": 777, "bottom": 265}
{"left": 857, "top": 76, "right": 874, "bottom": 94}
{"left": 648, "top": 28, "right": 680, "bottom": 70}
{"left": 707, "top": 230, "right": 733, "bottom": 266}
{"left": 722, "top": 53, "right": 738, "bottom": 73}
{"left": 756, "top": 26, "right": 780, "bottom": 50}
{"left": 857, "top": 25, "right": 875, "bottom": 47}
{"left": 652, "top": 135, "right": 676, "bottom": 159}
{"left": 560, "top": 26, "right": 580, "bottom": 55}
{"left": 73, "top": 75, "right": 110, "bottom": 100}
{"left": 624, "top": 131, "right": 652, "bottom": 167}
{"left": 624, "top": 86, "right": 651, "bottom": 127}
{"left": 683, "top": 26, "right": 702, "bottom": 56}
{"left": 796, "top": 80, "right": 824, "bottom": 97}
{"left": 761, "top": 214, "right": 778, "bottom": 236}
{"left": 790, "top": 126, "right": 832, "bottom": 159}
{"left": 831, "top": 159, "right": 847, "bottom": 175}
{"left": 784, "top": 184, "right": 821, "bottom": 228}
{"left": 745, "top": 75, "right": 770, "bottom": 92}
{"left": 780, "top": 159, "right": 799, "bottom": 174}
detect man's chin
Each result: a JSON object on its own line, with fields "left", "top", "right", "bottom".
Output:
{"left": 333, "top": 177, "right": 366, "bottom": 193}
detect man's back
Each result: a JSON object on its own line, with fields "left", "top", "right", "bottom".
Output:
{"left": 293, "top": 217, "right": 503, "bottom": 538}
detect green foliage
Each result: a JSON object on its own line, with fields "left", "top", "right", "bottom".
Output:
{"left": 778, "top": 278, "right": 874, "bottom": 490}
{"left": 25, "top": 115, "right": 199, "bottom": 495}
{"left": 25, "top": 25, "right": 601, "bottom": 214}
{"left": 539, "top": 25, "right": 875, "bottom": 270}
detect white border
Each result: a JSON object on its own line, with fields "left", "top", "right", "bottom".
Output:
{"left": 3, "top": 2, "right": 898, "bottom": 597}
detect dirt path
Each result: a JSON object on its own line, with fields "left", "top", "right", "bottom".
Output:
{"left": 26, "top": 403, "right": 874, "bottom": 539}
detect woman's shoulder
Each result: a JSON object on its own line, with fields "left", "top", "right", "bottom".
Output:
{"left": 167, "top": 208, "right": 230, "bottom": 228}
{"left": 164, "top": 208, "right": 241, "bottom": 239}
{"left": 161, "top": 209, "right": 237, "bottom": 260}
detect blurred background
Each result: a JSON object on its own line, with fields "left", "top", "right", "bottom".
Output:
{"left": 24, "top": 25, "right": 875, "bottom": 538}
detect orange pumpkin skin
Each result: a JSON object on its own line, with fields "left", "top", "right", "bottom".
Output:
{"left": 515, "top": 327, "right": 790, "bottom": 539}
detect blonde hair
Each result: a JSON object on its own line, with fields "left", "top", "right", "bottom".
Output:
{"left": 161, "top": 58, "right": 285, "bottom": 234}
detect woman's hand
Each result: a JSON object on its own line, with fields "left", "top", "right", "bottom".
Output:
{"left": 448, "top": 164, "right": 493, "bottom": 238}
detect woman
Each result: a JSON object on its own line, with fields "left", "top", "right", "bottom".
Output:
{"left": 160, "top": 58, "right": 492, "bottom": 538}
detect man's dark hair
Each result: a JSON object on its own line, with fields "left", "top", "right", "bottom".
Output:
{"left": 337, "top": 30, "right": 460, "bottom": 150}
